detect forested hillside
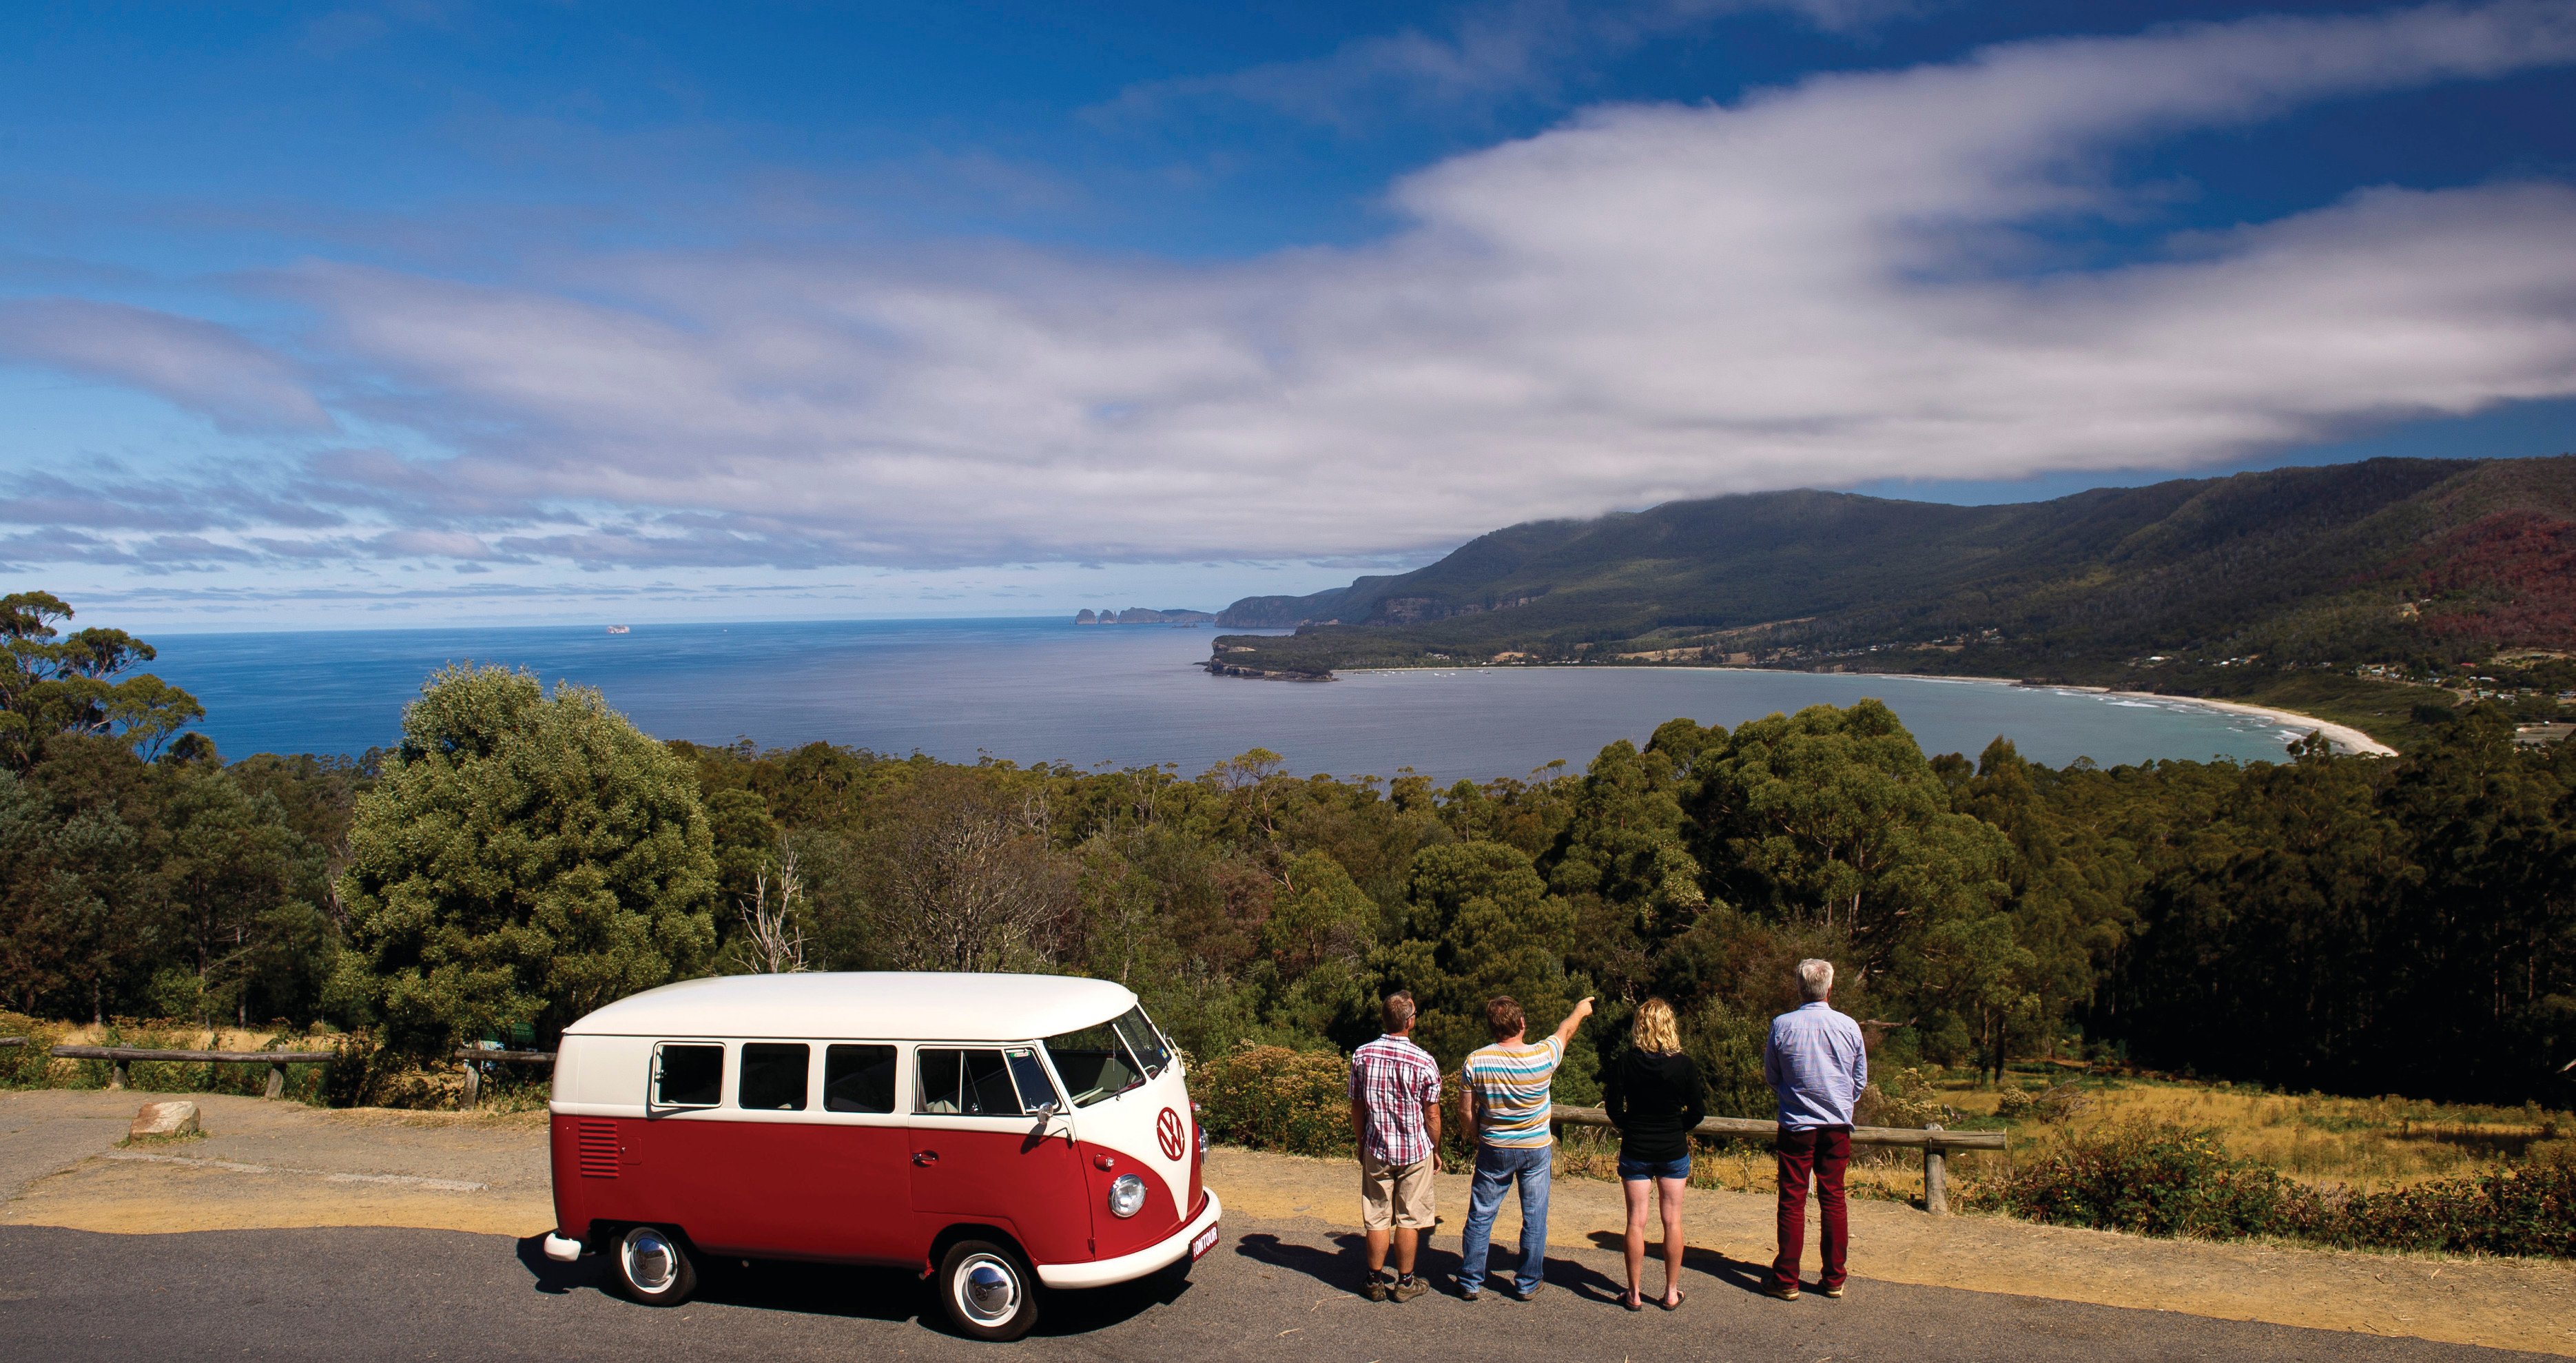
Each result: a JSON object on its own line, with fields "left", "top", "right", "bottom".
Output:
{"left": 4, "top": 591, "right": 2569, "bottom": 1110}
{"left": 1213, "top": 457, "right": 2576, "bottom": 743}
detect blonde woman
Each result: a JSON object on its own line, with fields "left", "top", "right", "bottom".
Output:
{"left": 1603, "top": 997, "right": 1705, "bottom": 1311}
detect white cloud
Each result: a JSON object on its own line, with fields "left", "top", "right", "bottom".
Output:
{"left": 19, "top": 1, "right": 2576, "bottom": 577}
{"left": 0, "top": 298, "right": 334, "bottom": 433}
{"left": 1094, "top": 0, "right": 1921, "bottom": 128}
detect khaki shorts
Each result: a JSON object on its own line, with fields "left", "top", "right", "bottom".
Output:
{"left": 1359, "top": 1149, "right": 1436, "bottom": 1231}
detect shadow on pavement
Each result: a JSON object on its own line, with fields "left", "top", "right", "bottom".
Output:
{"left": 1235, "top": 1229, "right": 1368, "bottom": 1293}
{"left": 513, "top": 1235, "right": 595, "bottom": 1295}
{"left": 1581, "top": 1231, "right": 1775, "bottom": 1297}
{"left": 510, "top": 1233, "right": 1181, "bottom": 1340}
{"left": 1236, "top": 1226, "right": 1635, "bottom": 1309}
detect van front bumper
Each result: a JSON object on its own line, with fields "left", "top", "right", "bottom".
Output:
{"left": 1036, "top": 1189, "right": 1222, "bottom": 1290}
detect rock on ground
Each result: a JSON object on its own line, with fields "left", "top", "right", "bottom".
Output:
{"left": 127, "top": 1102, "right": 198, "bottom": 1140}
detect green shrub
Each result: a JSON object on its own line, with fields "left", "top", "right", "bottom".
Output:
{"left": 1974, "top": 1122, "right": 2297, "bottom": 1239}
{"left": 1193, "top": 1043, "right": 1354, "bottom": 1158}
{"left": 1977, "top": 1120, "right": 2576, "bottom": 1259}
{"left": 2291, "top": 1158, "right": 2576, "bottom": 1259}
{"left": 0, "top": 1012, "right": 60, "bottom": 1087}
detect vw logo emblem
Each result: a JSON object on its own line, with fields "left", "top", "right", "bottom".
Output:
{"left": 1156, "top": 1107, "right": 1186, "bottom": 1161}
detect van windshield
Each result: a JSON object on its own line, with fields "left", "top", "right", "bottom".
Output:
{"left": 1044, "top": 1005, "right": 1171, "bottom": 1107}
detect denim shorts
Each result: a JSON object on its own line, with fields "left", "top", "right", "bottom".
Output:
{"left": 1618, "top": 1155, "right": 1691, "bottom": 1182}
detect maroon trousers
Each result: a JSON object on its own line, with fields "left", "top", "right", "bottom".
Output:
{"left": 1772, "top": 1124, "right": 1852, "bottom": 1291}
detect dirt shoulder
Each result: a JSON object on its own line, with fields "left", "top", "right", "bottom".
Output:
{"left": 5, "top": 1092, "right": 2568, "bottom": 1356}
{"left": 0, "top": 1089, "right": 552, "bottom": 1239}
{"left": 1210, "top": 1147, "right": 2574, "bottom": 1357}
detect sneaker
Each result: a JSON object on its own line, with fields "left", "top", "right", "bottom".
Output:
{"left": 1821, "top": 1283, "right": 1846, "bottom": 1300}
{"left": 1501, "top": 1283, "right": 1537, "bottom": 1302}
{"left": 1390, "top": 1275, "right": 1428, "bottom": 1303}
{"left": 1364, "top": 1274, "right": 1391, "bottom": 1302}
{"left": 1763, "top": 1282, "right": 1802, "bottom": 1302}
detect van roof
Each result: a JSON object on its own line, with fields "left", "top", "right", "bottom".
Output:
{"left": 563, "top": 972, "right": 1140, "bottom": 1042}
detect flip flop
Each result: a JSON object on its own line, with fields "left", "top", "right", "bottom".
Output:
{"left": 1622, "top": 1293, "right": 1645, "bottom": 1312}
{"left": 1658, "top": 1291, "right": 1687, "bottom": 1311}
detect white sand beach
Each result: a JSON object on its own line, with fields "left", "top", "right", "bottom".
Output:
{"left": 2066, "top": 688, "right": 2398, "bottom": 757}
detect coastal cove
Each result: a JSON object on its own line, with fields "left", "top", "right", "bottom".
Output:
{"left": 142, "top": 617, "right": 2362, "bottom": 781}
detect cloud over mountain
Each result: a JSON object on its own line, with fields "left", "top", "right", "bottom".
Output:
{"left": 13, "top": 1, "right": 2576, "bottom": 579}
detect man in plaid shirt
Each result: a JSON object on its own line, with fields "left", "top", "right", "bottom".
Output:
{"left": 1349, "top": 990, "right": 1443, "bottom": 1302}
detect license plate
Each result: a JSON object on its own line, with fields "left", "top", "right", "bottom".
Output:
{"left": 1191, "top": 1224, "right": 1219, "bottom": 1261}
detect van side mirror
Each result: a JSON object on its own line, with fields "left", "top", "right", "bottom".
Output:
{"left": 1033, "top": 1104, "right": 1074, "bottom": 1145}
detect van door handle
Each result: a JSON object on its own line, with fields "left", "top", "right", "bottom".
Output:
{"left": 913, "top": 1151, "right": 938, "bottom": 1166}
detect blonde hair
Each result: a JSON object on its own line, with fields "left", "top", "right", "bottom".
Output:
{"left": 1631, "top": 997, "right": 1682, "bottom": 1056}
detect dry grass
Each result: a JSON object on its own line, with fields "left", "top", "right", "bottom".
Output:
{"left": 1945, "top": 1072, "right": 2574, "bottom": 1193}
{"left": 1544, "top": 1069, "right": 2574, "bottom": 1204}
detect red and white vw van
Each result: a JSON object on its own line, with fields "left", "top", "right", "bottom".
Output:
{"left": 539, "top": 972, "right": 1220, "bottom": 1340}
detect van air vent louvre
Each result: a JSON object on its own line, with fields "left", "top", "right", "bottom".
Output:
{"left": 576, "top": 1119, "right": 619, "bottom": 1178}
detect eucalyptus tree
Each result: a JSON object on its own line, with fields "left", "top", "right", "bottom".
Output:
{"left": 334, "top": 666, "right": 719, "bottom": 1054}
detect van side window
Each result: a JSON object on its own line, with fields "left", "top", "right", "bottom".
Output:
{"left": 739, "top": 1043, "right": 809, "bottom": 1111}
{"left": 825, "top": 1044, "right": 897, "bottom": 1114}
{"left": 653, "top": 1043, "right": 723, "bottom": 1107}
{"left": 1006, "top": 1046, "right": 1060, "bottom": 1113}
{"left": 916, "top": 1047, "right": 1026, "bottom": 1116}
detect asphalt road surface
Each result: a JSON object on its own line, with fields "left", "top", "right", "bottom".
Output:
{"left": 0, "top": 1218, "right": 2553, "bottom": 1362}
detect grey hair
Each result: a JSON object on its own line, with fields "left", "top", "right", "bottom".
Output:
{"left": 1797, "top": 959, "right": 1835, "bottom": 1002}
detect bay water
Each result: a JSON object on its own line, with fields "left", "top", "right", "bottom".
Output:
{"left": 144, "top": 617, "right": 2318, "bottom": 780}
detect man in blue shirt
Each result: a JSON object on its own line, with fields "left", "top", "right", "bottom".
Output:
{"left": 1761, "top": 958, "right": 1866, "bottom": 1301}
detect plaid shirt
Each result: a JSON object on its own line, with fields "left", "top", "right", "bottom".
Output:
{"left": 1348, "top": 1033, "right": 1442, "bottom": 1166}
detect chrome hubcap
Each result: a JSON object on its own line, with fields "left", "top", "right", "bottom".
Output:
{"left": 956, "top": 1254, "right": 1020, "bottom": 1324}
{"left": 624, "top": 1229, "right": 677, "bottom": 1293}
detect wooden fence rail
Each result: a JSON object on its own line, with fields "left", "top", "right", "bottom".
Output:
{"left": 454, "top": 1047, "right": 557, "bottom": 1109}
{"left": 49, "top": 1045, "right": 335, "bottom": 1099}
{"left": 0, "top": 1036, "right": 25, "bottom": 1048}
{"left": 1550, "top": 1105, "right": 2008, "bottom": 1215}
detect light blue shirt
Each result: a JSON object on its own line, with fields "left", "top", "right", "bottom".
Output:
{"left": 1763, "top": 1001, "right": 1868, "bottom": 1129}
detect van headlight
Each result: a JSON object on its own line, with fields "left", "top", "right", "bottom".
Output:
{"left": 1108, "top": 1174, "right": 1146, "bottom": 1219}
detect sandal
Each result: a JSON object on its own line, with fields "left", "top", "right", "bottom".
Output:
{"left": 1659, "top": 1291, "right": 1687, "bottom": 1311}
{"left": 1622, "top": 1291, "right": 1644, "bottom": 1312}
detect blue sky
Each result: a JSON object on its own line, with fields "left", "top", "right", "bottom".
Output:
{"left": 5, "top": 1, "right": 2575, "bottom": 631}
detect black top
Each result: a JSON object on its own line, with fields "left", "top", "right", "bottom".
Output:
{"left": 1603, "top": 1048, "right": 1707, "bottom": 1164}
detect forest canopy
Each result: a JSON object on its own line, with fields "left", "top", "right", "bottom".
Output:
{"left": 0, "top": 602, "right": 2568, "bottom": 1109}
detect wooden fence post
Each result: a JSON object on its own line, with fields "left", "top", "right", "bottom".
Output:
{"left": 110, "top": 1056, "right": 130, "bottom": 1090}
{"left": 462, "top": 1063, "right": 482, "bottom": 1110}
{"left": 1923, "top": 1123, "right": 1948, "bottom": 1216}
{"left": 265, "top": 1061, "right": 288, "bottom": 1100}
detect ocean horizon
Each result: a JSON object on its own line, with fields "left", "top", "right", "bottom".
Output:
{"left": 131, "top": 615, "right": 2333, "bottom": 781}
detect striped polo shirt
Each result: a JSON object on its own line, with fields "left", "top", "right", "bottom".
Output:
{"left": 1463, "top": 1035, "right": 1564, "bottom": 1149}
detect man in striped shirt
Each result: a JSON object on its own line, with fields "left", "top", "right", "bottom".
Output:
{"left": 1456, "top": 992, "right": 1594, "bottom": 1301}
{"left": 1348, "top": 991, "right": 1443, "bottom": 1302}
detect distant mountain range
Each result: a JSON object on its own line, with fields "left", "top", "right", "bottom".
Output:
{"left": 1208, "top": 456, "right": 2576, "bottom": 740}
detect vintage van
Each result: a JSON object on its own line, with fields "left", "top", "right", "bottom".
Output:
{"left": 539, "top": 972, "right": 1220, "bottom": 1341}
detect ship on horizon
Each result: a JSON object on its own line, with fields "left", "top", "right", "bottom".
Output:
{"left": 606, "top": 624, "right": 630, "bottom": 635}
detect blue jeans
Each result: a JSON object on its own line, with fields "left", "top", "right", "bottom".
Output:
{"left": 1459, "top": 1143, "right": 1552, "bottom": 1295}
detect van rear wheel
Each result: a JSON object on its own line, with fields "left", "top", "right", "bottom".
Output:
{"left": 936, "top": 1238, "right": 1039, "bottom": 1342}
{"left": 610, "top": 1224, "right": 697, "bottom": 1306}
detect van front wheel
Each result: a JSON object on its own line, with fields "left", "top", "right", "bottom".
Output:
{"left": 610, "top": 1224, "right": 697, "bottom": 1306}
{"left": 937, "top": 1239, "right": 1039, "bottom": 1342}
